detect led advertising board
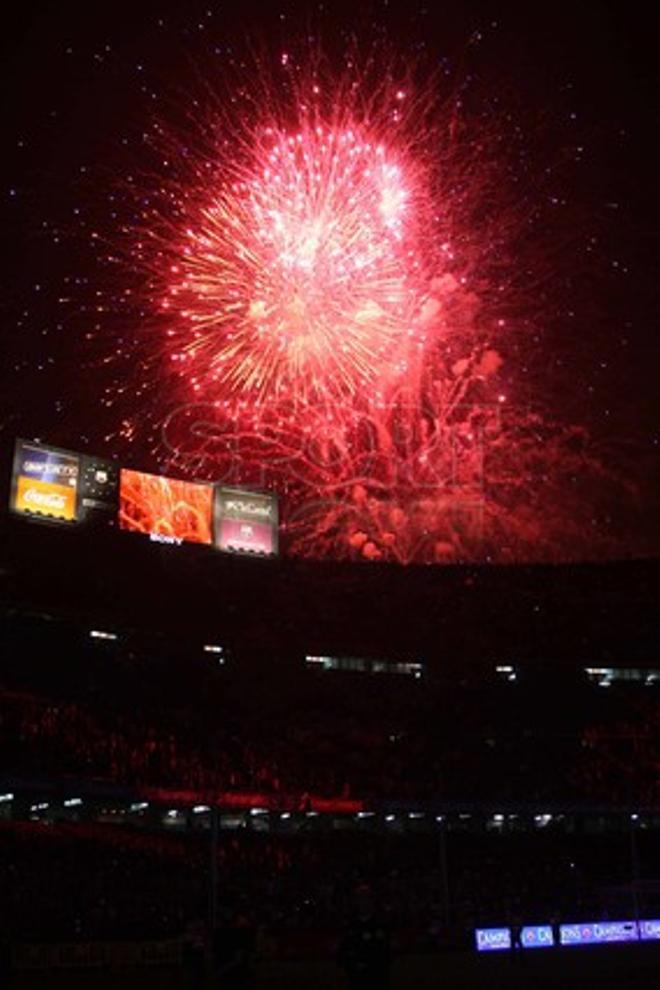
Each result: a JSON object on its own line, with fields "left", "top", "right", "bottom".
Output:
{"left": 475, "top": 928, "right": 511, "bottom": 952}
{"left": 214, "top": 487, "right": 278, "bottom": 556}
{"left": 10, "top": 440, "right": 80, "bottom": 522}
{"left": 118, "top": 469, "right": 213, "bottom": 545}
{"left": 10, "top": 440, "right": 120, "bottom": 526}
{"left": 639, "top": 920, "right": 660, "bottom": 941}
{"left": 560, "top": 921, "right": 639, "bottom": 946}
{"left": 521, "top": 926, "right": 554, "bottom": 949}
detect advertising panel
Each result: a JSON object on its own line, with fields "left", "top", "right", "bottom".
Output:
{"left": 560, "top": 920, "right": 639, "bottom": 946}
{"left": 521, "top": 926, "right": 554, "bottom": 949}
{"left": 119, "top": 469, "right": 213, "bottom": 545}
{"left": 214, "top": 487, "right": 278, "bottom": 556}
{"left": 474, "top": 917, "right": 660, "bottom": 953}
{"left": 79, "top": 455, "right": 119, "bottom": 522}
{"left": 639, "top": 920, "right": 660, "bottom": 941}
{"left": 10, "top": 440, "right": 79, "bottom": 522}
{"left": 475, "top": 928, "right": 511, "bottom": 952}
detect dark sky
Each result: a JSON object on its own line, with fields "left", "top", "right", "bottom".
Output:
{"left": 1, "top": 1, "right": 658, "bottom": 555}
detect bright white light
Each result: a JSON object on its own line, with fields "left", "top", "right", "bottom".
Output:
{"left": 63, "top": 798, "right": 82, "bottom": 807}
{"left": 203, "top": 644, "right": 223, "bottom": 654}
{"left": 385, "top": 814, "right": 396, "bottom": 822}
{"left": 193, "top": 805, "right": 211, "bottom": 813}
{"left": 250, "top": 807, "right": 268, "bottom": 816}
{"left": 129, "top": 802, "right": 149, "bottom": 812}
{"left": 0, "top": 793, "right": 14, "bottom": 803}
{"left": 89, "top": 629, "right": 118, "bottom": 641}
{"left": 30, "top": 803, "right": 49, "bottom": 812}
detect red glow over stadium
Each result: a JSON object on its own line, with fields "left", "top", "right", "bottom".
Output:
{"left": 106, "top": 51, "right": 629, "bottom": 564}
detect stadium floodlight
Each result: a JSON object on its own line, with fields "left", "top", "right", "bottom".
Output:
{"left": 408, "top": 812, "right": 424, "bottom": 819}
{"left": 357, "top": 811, "right": 374, "bottom": 819}
{"left": 203, "top": 644, "right": 223, "bottom": 654}
{"left": 193, "top": 805, "right": 211, "bottom": 814}
{"left": 0, "top": 793, "right": 13, "bottom": 803}
{"left": 89, "top": 629, "right": 118, "bottom": 641}
{"left": 63, "top": 798, "right": 82, "bottom": 807}
{"left": 280, "top": 812, "right": 291, "bottom": 820}
{"left": 385, "top": 814, "right": 396, "bottom": 822}
{"left": 249, "top": 807, "right": 268, "bottom": 816}
{"left": 30, "top": 803, "right": 49, "bottom": 811}
{"left": 129, "top": 802, "right": 149, "bottom": 812}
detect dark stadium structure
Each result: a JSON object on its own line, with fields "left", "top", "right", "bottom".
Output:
{"left": 2, "top": 501, "right": 660, "bottom": 987}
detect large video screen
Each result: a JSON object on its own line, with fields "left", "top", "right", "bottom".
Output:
{"left": 119, "top": 468, "right": 213, "bottom": 545}
{"left": 214, "top": 487, "right": 278, "bottom": 556}
{"left": 11, "top": 440, "right": 80, "bottom": 522}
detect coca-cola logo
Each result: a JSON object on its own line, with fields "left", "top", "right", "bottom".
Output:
{"left": 24, "top": 488, "right": 67, "bottom": 510}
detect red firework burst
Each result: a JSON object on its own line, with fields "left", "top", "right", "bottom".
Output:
{"left": 164, "top": 121, "right": 432, "bottom": 404}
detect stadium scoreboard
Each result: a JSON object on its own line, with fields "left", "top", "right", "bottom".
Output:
{"left": 9, "top": 438, "right": 278, "bottom": 558}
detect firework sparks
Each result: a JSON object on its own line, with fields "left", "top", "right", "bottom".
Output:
{"left": 97, "top": 47, "right": 629, "bottom": 563}
{"left": 164, "top": 123, "right": 430, "bottom": 404}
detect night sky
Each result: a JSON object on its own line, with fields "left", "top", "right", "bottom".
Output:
{"left": 1, "top": 2, "right": 658, "bottom": 560}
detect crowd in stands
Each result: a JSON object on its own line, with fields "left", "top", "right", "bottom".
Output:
{"left": 3, "top": 611, "right": 660, "bottom": 953}
{"left": 1, "top": 668, "right": 659, "bottom": 807}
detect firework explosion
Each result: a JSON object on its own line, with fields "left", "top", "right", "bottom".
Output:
{"left": 104, "top": 49, "right": 625, "bottom": 563}
{"left": 165, "top": 123, "right": 428, "bottom": 404}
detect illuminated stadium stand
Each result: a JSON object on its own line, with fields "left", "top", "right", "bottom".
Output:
{"left": 305, "top": 655, "right": 424, "bottom": 677}
{"left": 584, "top": 667, "right": 660, "bottom": 687}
